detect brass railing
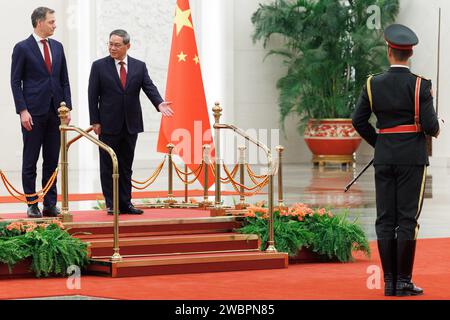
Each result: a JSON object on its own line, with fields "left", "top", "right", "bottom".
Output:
{"left": 0, "top": 102, "right": 286, "bottom": 258}
{"left": 58, "top": 103, "right": 121, "bottom": 262}
{"left": 211, "top": 102, "right": 279, "bottom": 252}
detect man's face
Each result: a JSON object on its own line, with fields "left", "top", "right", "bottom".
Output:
{"left": 37, "top": 12, "right": 56, "bottom": 37}
{"left": 109, "top": 35, "right": 130, "bottom": 60}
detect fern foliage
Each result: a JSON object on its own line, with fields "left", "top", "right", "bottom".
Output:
{"left": 236, "top": 205, "right": 370, "bottom": 262}
{"left": 0, "top": 221, "right": 89, "bottom": 277}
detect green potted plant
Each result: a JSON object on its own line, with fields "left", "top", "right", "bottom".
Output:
{"left": 236, "top": 202, "right": 370, "bottom": 262}
{"left": 251, "top": 0, "right": 399, "bottom": 164}
{"left": 0, "top": 220, "right": 90, "bottom": 278}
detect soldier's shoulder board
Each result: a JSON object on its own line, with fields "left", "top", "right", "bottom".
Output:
{"left": 367, "top": 72, "right": 383, "bottom": 78}
{"left": 367, "top": 72, "right": 384, "bottom": 81}
{"left": 412, "top": 73, "right": 431, "bottom": 81}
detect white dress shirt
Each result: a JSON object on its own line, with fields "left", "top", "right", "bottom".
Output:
{"left": 390, "top": 64, "right": 410, "bottom": 69}
{"left": 114, "top": 55, "right": 128, "bottom": 78}
{"left": 32, "top": 33, "right": 52, "bottom": 63}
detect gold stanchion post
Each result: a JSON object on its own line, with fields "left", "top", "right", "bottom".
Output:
{"left": 276, "top": 145, "right": 285, "bottom": 208}
{"left": 165, "top": 143, "right": 176, "bottom": 206}
{"left": 265, "top": 158, "right": 277, "bottom": 252}
{"left": 184, "top": 164, "right": 188, "bottom": 203}
{"left": 235, "top": 146, "right": 249, "bottom": 210}
{"left": 58, "top": 105, "right": 121, "bottom": 261}
{"left": 211, "top": 103, "right": 225, "bottom": 216}
{"left": 201, "top": 144, "right": 212, "bottom": 208}
{"left": 58, "top": 102, "right": 72, "bottom": 223}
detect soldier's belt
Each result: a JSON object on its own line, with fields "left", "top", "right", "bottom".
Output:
{"left": 379, "top": 124, "right": 422, "bottom": 134}
{"left": 377, "top": 77, "right": 423, "bottom": 135}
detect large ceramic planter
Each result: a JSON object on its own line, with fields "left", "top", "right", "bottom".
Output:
{"left": 304, "top": 119, "right": 362, "bottom": 165}
{"left": 0, "top": 259, "right": 34, "bottom": 279}
{"left": 289, "top": 247, "right": 337, "bottom": 264}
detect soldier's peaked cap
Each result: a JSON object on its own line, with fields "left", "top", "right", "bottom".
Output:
{"left": 384, "top": 24, "right": 418, "bottom": 50}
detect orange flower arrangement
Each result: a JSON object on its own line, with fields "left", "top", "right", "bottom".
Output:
{"left": 238, "top": 201, "right": 370, "bottom": 262}
{"left": 244, "top": 202, "right": 332, "bottom": 221}
{"left": 5, "top": 220, "right": 65, "bottom": 234}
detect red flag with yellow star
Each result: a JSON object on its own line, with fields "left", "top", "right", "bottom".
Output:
{"left": 157, "top": 0, "right": 214, "bottom": 189}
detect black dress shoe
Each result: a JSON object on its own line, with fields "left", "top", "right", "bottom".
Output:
{"left": 27, "top": 204, "right": 42, "bottom": 218}
{"left": 42, "top": 206, "right": 61, "bottom": 217}
{"left": 121, "top": 205, "right": 144, "bottom": 215}
{"left": 396, "top": 281, "right": 423, "bottom": 296}
{"left": 384, "top": 281, "right": 396, "bottom": 296}
{"left": 107, "top": 208, "right": 116, "bottom": 215}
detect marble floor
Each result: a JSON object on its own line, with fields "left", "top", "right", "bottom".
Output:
{"left": 1, "top": 162, "right": 449, "bottom": 241}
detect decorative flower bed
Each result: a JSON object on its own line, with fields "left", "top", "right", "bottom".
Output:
{"left": 236, "top": 202, "right": 370, "bottom": 262}
{"left": 0, "top": 220, "right": 89, "bottom": 277}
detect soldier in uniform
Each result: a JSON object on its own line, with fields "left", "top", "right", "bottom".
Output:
{"left": 352, "top": 24, "right": 440, "bottom": 296}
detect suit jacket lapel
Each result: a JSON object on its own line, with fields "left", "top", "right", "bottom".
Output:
{"left": 27, "top": 35, "right": 48, "bottom": 73}
{"left": 108, "top": 56, "right": 124, "bottom": 91}
{"left": 48, "top": 38, "right": 58, "bottom": 74}
{"left": 125, "top": 56, "right": 133, "bottom": 91}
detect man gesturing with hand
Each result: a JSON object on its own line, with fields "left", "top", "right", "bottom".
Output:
{"left": 89, "top": 29, "right": 173, "bottom": 215}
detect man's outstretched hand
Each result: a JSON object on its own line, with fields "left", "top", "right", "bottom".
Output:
{"left": 159, "top": 101, "right": 174, "bottom": 117}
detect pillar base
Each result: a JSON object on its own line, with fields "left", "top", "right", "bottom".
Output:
{"left": 209, "top": 207, "right": 227, "bottom": 217}
{"left": 61, "top": 213, "right": 73, "bottom": 223}
{"left": 199, "top": 201, "right": 213, "bottom": 208}
{"left": 163, "top": 198, "right": 177, "bottom": 208}
{"left": 235, "top": 203, "right": 250, "bottom": 210}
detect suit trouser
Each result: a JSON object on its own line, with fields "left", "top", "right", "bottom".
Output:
{"left": 99, "top": 126, "right": 138, "bottom": 210}
{"left": 22, "top": 108, "right": 60, "bottom": 207}
{"left": 374, "top": 165, "right": 427, "bottom": 241}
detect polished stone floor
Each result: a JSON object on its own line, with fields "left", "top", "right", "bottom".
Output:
{"left": 1, "top": 162, "right": 449, "bottom": 241}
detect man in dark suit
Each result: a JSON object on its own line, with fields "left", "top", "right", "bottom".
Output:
{"left": 88, "top": 29, "right": 173, "bottom": 215}
{"left": 11, "top": 7, "right": 72, "bottom": 218}
{"left": 352, "top": 24, "right": 440, "bottom": 297}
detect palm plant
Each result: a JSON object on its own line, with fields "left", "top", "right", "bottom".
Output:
{"left": 252, "top": 0, "right": 399, "bottom": 132}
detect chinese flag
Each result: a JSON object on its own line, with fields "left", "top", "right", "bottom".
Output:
{"left": 157, "top": 0, "right": 214, "bottom": 189}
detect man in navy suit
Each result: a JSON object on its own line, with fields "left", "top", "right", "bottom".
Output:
{"left": 88, "top": 29, "right": 173, "bottom": 215}
{"left": 11, "top": 7, "right": 72, "bottom": 218}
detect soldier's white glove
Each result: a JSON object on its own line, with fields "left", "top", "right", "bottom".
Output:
{"left": 435, "top": 117, "right": 445, "bottom": 138}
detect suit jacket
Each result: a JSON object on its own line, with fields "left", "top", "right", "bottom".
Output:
{"left": 88, "top": 55, "right": 164, "bottom": 135}
{"left": 352, "top": 67, "right": 439, "bottom": 165}
{"left": 11, "top": 35, "right": 72, "bottom": 116}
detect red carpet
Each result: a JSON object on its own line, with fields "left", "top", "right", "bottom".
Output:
{"left": 0, "top": 190, "right": 242, "bottom": 204}
{"left": 0, "top": 208, "right": 211, "bottom": 221}
{"left": 1, "top": 238, "right": 449, "bottom": 300}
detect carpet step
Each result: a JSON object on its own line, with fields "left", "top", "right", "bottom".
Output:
{"left": 87, "top": 251, "right": 288, "bottom": 277}
{"left": 67, "top": 216, "right": 242, "bottom": 239}
{"left": 87, "top": 233, "right": 260, "bottom": 257}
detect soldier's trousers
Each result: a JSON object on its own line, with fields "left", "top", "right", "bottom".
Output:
{"left": 374, "top": 165, "right": 427, "bottom": 240}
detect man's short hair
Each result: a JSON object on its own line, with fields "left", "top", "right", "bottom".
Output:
{"left": 110, "top": 29, "right": 131, "bottom": 45}
{"left": 31, "top": 7, "right": 54, "bottom": 28}
{"left": 391, "top": 47, "right": 413, "bottom": 62}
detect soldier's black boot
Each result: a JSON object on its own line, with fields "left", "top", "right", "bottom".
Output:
{"left": 396, "top": 240, "right": 423, "bottom": 296}
{"left": 377, "top": 239, "right": 396, "bottom": 296}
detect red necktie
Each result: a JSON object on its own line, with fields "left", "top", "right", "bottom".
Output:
{"left": 40, "top": 39, "right": 52, "bottom": 74}
{"left": 119, "top": 61, "right": 127, "bottom": 89}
